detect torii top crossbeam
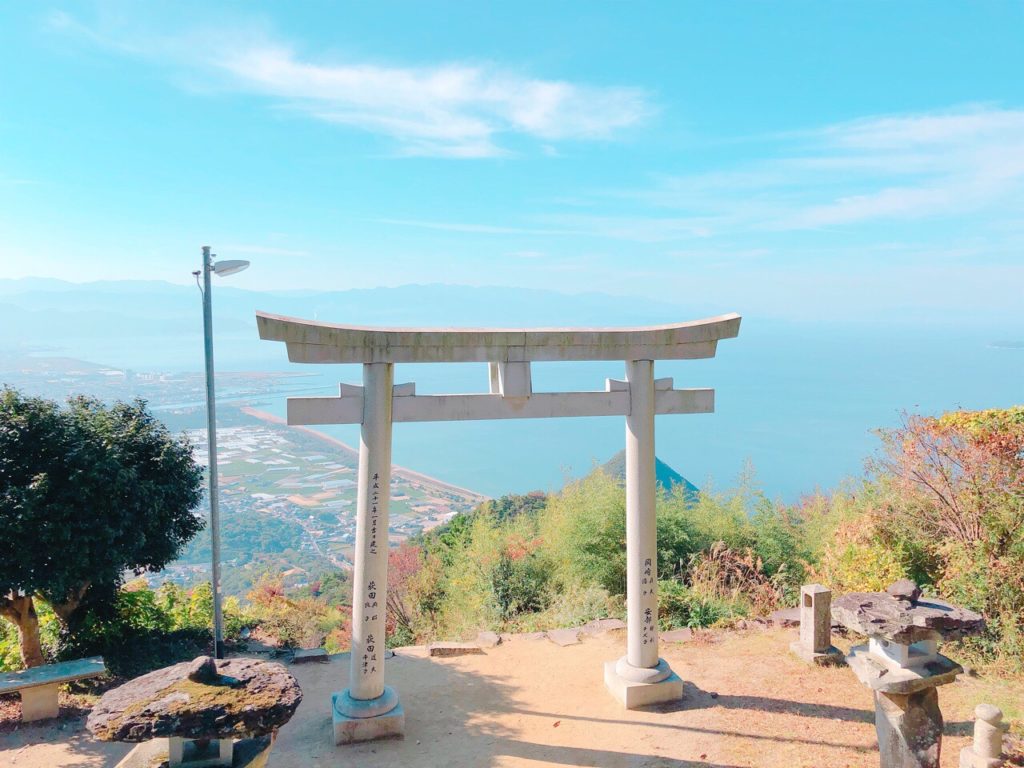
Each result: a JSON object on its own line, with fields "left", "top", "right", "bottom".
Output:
{"left": 256, "top": 311, "right": 742, "bottom": 364}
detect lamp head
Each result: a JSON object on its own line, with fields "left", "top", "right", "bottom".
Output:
{"left": 212, "top": 259, "right": 250, "bottom": 277}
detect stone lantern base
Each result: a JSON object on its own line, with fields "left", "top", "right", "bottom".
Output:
{"left": 789, "top": 640, "right": 845, "bottom": 667}
{"left": 846, "top": 644, "right": 964, "bottom": 768}
{"left": 115, "top": 736, "right": 272, "bottom": 768}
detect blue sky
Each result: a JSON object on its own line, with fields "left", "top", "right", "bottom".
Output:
{"left": 1, "top": 2, "right": 1022, "bottom": 324}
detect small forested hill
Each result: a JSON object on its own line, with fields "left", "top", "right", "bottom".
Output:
{"left": 601, "top": 450, "right": 699, "bottom": 498}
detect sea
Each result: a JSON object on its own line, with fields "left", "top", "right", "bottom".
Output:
{"left": 40, "top": 315, "right": 1023, "bottom": 503}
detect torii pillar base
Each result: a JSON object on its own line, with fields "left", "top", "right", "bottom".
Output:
{"left": 604, "top": 658, "right": 683, "bottom": 709}
{"left": 332, "top": 688, "right": 405, "bottom": 745}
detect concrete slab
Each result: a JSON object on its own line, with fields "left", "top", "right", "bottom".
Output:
{"left": 580, "top": 618, "right": 626, "bottom": 636}
{"left": 427, "top": 642, "right": 485, "bottom": 657}
{"left": 476, "top": 631, "right": 501, "bottom": 648}
{"left": 291, "top": 648, "right": 329, "bottom": 664}
{"left": 661, "top": 628, "right": 694, "bottom": 643}
{"left": 767, "top": 607, "right": 800, "bottom": 627}
{"left": 20, "top": 684, "right": 60, "bottom": 722}
{"left": 789, "top": 641, "right": 846, "bottom": 667}
{"left": 0, "top": 656, "right": 106, "bottom": 695}
{"left": 547, "top": 628, "right": 581, "bottom": 647}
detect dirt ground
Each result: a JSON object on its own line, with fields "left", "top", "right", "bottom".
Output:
{"left": 1, "top": 627, "right": 1021, "bottom": 768}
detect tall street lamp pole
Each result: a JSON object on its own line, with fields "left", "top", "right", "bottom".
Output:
{"left": 196, "top": 246, "right": 249, "bottom": 659}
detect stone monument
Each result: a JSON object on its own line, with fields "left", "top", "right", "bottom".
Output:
{"left": 832, "top": 580, "right": 985, "bottom": 768}
{"left": 87, "top": 656, "right": 302, "bottom": 768}
{"left": 960, "top": 704, "right": 1008, "bottom": 768}
{"left": 789, "top": 583, "right": 844, "bottom": 666}
{"left": 257, "top": 310, "right": 741, "bottom": 738}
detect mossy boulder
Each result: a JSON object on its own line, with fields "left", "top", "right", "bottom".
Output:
{"left": 87, "top": 656, "right": 301, "bottom": 742}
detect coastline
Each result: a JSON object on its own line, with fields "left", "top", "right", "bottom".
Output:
{"left": 240, "top": 406, "right": 490, "bottom": 503}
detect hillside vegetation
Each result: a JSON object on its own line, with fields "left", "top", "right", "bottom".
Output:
{"left": 386, "top": 406, "right": 1024, "bottom": 673}
{"left": 2, "top": 406, "right": 1021, "bottom": 678}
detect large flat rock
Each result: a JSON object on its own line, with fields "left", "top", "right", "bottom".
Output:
{"left": 660, "top": 628, "right": 694, "bottom": 643}
{"left": 832, "top": 590, "right": 984, "bottom": 644}
{"left": 87, "top": 657, "right": 301, "bottom": 743}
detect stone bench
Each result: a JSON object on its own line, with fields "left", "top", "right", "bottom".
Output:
{"left": 0, "top": 656, "right": 106, "bottom": 722}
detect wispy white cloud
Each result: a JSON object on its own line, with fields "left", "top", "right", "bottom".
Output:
{"left": 49, "top": 11, "right": 653, "bottom": 158}
{"left": 221, "top": 48, "right": 652, "bottom": 158}
{"left": 377, "top": 218, "right": 576, "bottom": 236}
{"left": 536, "top": 214, "right": 715, "bottom": 242}
{"left": 377, "top": 214, "right": 714, "bottom": 243}
{"left": 369, "top": 106, "right": 1024, "bottom": 245}
{"left": 628, "top": 105, "right": 1024, "bottom": 232}
{"left": 0, "top": 174, "right": 40, "bottom": 187}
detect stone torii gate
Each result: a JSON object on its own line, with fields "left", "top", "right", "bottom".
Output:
{"left": 256, "top": 310, "right": 741, "bottom": 744}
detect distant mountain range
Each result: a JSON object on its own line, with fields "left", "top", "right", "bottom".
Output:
{"left": 0, "top": 277, "right": 717, "bottom": 372}
{"left": 601, "top": 450, "right": 699, "bottom": 499}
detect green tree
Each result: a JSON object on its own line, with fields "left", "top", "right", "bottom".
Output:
{"left": 0, "top": 389, "right": 204, "bottom": 667}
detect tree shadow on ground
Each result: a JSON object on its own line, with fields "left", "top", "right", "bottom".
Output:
{"left": 0, "top": 708, "right": 128, "bottom": 767}
{"left": 673, "top": 682, "right": 969, "bottom": 735}
{"left": 676, "top": 680, "right": 875, "bottom": 723}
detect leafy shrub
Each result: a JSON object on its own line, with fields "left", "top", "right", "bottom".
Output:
{"left": 538, "top": 470, "right": 628, "bottom": 595}
{"left": 805, "top": 508, "right": 912, "bottom": 593}
{"left": 657, "top": 580, "right": 736, "bottom": 629}
{"left": 937, "top": 542, "right": 1024, "bottom": 672}
{"left": 490, "top": 552, "right": 548, "bottom": 620}
{"left": 535, "top": 584, "right": 618, "bottom": 630}
{"left": 54, "top": 583, "right": 214, "bottom": 678}
{"left": 243, "top": 574, "right": 349, "bottom": 649}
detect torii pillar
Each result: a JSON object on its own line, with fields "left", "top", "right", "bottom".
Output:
{"left": 256, "top": 310, "right": 741, "bottom": 744}
{"left": 603, "top": 359, "right": 683, "bottom": 706}
{"left": 332, "top": 362, "right": 404, "bottom": 743}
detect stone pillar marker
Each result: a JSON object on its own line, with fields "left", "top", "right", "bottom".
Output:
{"left": 960, "top": 704, "right": 1007, "bottom": 768}
{"left": 603, "top": 359, "right": 684, "bottom": 709}
{"left": 332, "top": 362, "right": 405, "bottom": 744}
{"left": 790, "top": 583, "right": 844, "bottom": 666}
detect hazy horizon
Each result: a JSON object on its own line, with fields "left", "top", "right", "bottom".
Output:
{"left": 4, "top": 277, "right": 1021, "bottom": 503}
